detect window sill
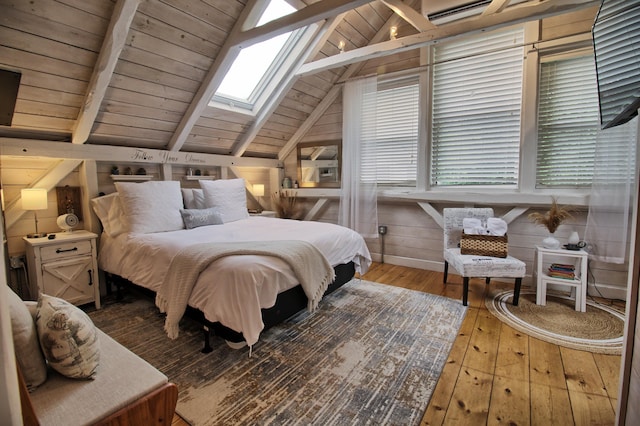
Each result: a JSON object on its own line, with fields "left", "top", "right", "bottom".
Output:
{"left": 293, "top": 187, "right": 590, "bottom": 207}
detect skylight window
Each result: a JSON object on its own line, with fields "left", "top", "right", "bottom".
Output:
{"left": 212, "top": 0, "right": 308, "bottom": 114}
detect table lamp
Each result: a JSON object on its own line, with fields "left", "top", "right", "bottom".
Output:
{"left": 22, "top": 188, "right": 48, "bottom": 238}
{"left": 253, "top": 184, "right": 265, "bottom": 197}
{"left": 253, "top": 184, "right": 264, "bottom": 213}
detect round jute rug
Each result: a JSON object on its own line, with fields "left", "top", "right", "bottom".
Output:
{"left": 486, "top": 290, "right": 624, "bottom": 354}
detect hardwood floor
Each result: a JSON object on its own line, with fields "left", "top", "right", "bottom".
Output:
{"left": 172, "top": 262, "right": 623, "bottom": 425}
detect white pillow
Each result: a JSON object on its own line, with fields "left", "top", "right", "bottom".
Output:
{"left": 115, "top": 181, "right": 184, "bottom": 234}
{"left": 181, "top": 188, "right": 206, "bottom": 209}
{"left": 90, "top": 193, "right": 126, "bottom": 237}
{"left": 199, "top": 178, "right": 250, "bottom": 223}
{"left": 7, "top": 288, "right": 47, "bottom": 390}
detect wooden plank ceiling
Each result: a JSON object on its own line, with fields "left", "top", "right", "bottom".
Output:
{"left": 0, "top": 0, "right": 598, "bottom": 160}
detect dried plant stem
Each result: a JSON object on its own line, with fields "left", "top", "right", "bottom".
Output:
{"left": 271, "top": 190, "right": 303, "bottom": 219}
{"left": 528, "top": 196, "right": 573, "bottom": 234}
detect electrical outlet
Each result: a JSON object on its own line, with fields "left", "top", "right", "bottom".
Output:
{"left": 10, "top": 255, "right": 24, "bottom": 269}
{"left": 378, "top": 225, "right": 387, "bottom": 235}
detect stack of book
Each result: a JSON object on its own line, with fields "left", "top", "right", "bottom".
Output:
{"left": 548, "top": 263, "right": 575, "bottom": 279}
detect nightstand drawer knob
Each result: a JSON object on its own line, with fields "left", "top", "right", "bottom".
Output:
{"left": 88, "top": 269, "right": 93, "bottom": 286}
{"left": 56, "top": 247, "right": 78, "bottom": 254}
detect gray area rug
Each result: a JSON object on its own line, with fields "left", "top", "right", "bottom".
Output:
{"left": 89, "top": 279, "right": 467, "bottom": 425}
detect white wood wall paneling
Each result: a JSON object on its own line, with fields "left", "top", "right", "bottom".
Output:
{"left": 3, "top": 159, "right": 82, "bottom": 229}
{"left": 228, "top": 165, "right": 272, "bottom": 211}
{"left": 78, "top": 160, "right": 101, "bottom": 235}
{"left": 304, "top": 198, "right": 331, "bottom": 221}
{"left": 296, "top": 0, "right": 600, "bottom": 76}
{"left": 278, "top": 1, "right": 417, "bottom": 160}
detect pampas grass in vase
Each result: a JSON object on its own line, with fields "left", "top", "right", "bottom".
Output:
{"left": 528, "top": 196, "right": 573, "bottom": 249}
{"left": 271, "top": 190, "right": 303, "bottom": 219}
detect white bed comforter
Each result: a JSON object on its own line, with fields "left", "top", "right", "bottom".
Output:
{"left": 98, "top": 216, "right": 371, "bottom": 344}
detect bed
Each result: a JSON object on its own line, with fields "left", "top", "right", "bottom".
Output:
{"left": 92, "top": 179, "right": 371, "bottom": 351}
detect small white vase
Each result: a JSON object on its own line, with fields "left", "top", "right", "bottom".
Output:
{"left": 542, "top": 233, "right": 561, "bottom": 249}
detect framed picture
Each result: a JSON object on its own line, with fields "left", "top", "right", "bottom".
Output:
{"left": 56, "top": 186, "right": 82, "bottom": 221}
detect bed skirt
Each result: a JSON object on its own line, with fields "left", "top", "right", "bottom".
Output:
{"left": 188, "top": 261, "right": 355, "bottom": 348}
{"left": 105, "top": 261, "right": 356, "bottom": 351}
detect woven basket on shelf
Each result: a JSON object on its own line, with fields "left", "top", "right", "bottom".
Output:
{"left": 460, "top": 232, "right": 508, "bottom": 258}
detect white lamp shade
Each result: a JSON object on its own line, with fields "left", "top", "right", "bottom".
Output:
{"left": 253, "top": 184, "right": 265, "bottom": 197}
{"left": 21, "top": 188, "right": 48, "bottom": 210}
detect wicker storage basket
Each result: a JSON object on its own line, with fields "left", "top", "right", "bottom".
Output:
{"left": 460, "top": 232, "right": 508, "bottom": 258}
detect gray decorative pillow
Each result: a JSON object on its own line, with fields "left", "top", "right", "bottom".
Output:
{"left": 180, "top": 207, "right": 223, "bottom": 229}
{"left": 7, "top": 288, "right": 47, "bottom": 391}
{"left": 36, "top": 294, "right": 100, "bottom": 379}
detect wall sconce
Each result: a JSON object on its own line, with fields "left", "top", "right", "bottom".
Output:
{"left": 22, "top": 188, "right": 48, "bottom": 238}
{"left": 390, "top": 26, "right": 398, "bottom": 40}
{"left": 338, "top": 40, "right": 345, "bottom": 53}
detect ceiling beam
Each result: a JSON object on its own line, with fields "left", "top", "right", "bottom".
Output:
{"left": 166, "top": 0, "right": 269, "bottom": 152}
{"left": 233, "top": 0, "right": 373, "bottom": 48}
{"left": 483, "top": 0, "right": 513, "bottom": 16}
{"left": 72, "top": 0, "right": 140, "bottom": 144}
{"left": 0, "top": 138, "right": 280, "bottom": 168}
{"left": 380, "top": 0, "right": 436, "bottom": 31}
{"left": 296, "top": 0, "right": 600, "bottom": 76}
{"left": 231, "top": 15, "right": 345, "bottom": 157}
{"left": 278, "top": 1, "right": 418, "bottom": 161}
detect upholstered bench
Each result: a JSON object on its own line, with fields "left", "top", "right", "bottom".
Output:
{"left": 9, "top": 289, "right": 177, "bottom": 425}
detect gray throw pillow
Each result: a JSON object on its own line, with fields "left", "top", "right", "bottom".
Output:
{"left": 180, "top": 207, "right": 223, "bottom": 229}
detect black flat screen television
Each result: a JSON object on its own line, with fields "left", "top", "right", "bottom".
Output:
{"left": 592, "top": 0, "right": 640, "bottom": 129}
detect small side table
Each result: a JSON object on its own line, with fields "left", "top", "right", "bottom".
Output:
{"left": 535, "top": 246, "right": 588, "bottom": 312}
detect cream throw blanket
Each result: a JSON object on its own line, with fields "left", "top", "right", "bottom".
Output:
{"left": 155, "top": 240, "right": 336, "bottom": 340}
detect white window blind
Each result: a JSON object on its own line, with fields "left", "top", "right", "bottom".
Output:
{"left": 431, "top": 28, "right": 524, "bottom": 186}
{"left": 537, "top": 55, "right": 600, "bottom": 187}
{"left": 360, "top": 75, "right": 420, "bottom": 185}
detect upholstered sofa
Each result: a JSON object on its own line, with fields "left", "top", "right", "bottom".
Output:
{"left": 8, "top": 288, "right": 177, "bottom": 425}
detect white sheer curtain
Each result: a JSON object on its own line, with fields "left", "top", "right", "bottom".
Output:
{"left": 338, "top": 76, "right": 378, "bottom": 238}
{"left": 585, "top": 116, "right": 638, "bottom": 263}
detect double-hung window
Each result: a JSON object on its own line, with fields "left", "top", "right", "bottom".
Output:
{"left": 536, "top": 54, "right": 600, "bottom": 187}
{"left": 360, "top": 75, "right": 421, "bottom": 186}
{"left": 430, "top": 27, "right": 524, "bottom": 187}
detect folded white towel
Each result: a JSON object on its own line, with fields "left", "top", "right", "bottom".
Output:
{"left": 487, "top": 217, "right": 508, "bottom": 236}
{"left": 463, "top": 218, "right": 482, "bottom": 235}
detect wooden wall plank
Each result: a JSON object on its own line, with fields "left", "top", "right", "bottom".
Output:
{"left": 118, "top": 47, "right": 207, "bottom": 81}
{"left": 1, "top": 5, "right": 106, "bottom": 50}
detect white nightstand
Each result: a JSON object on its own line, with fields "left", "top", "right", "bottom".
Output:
{"left": 23, "top": 230, "right": 101, "bottom": 308}
{"left": 534, "top": 246, "right": 588, "bottom": 312}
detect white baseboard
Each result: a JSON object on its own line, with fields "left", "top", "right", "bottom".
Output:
{"left": 587, "top": 283, "right": 627, "bottom": 301}
{"left": 370, "top": 253, "right": 626, "bottom": 301}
